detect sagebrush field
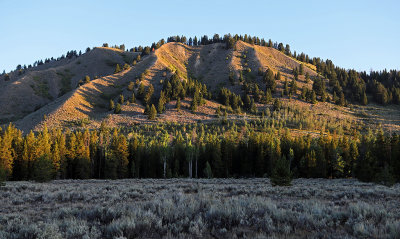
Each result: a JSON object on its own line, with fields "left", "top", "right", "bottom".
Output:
{"left": 0, "top": 178, "right": 399, "bottom": 238}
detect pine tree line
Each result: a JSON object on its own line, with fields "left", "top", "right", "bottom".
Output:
{"left": 0, "top": 122, "right": 398, "bottom": 186}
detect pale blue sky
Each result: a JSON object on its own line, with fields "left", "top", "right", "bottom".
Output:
{"left": 0, "top": 0, "right": 399, "bottom": 73}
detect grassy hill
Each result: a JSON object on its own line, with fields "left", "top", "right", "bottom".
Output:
{"left": 0, "top": 40, "right": 397, "bottom": 134}
{"left": 0, "top": 47, "right": 137, "bottom": 124}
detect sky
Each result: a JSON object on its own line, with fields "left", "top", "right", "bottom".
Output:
{"left": 0, "top": 0, "right": 399, "bottom": 73}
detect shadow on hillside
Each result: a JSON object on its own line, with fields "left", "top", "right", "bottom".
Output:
{"left": 186, "top": 47, "right": 201, "bottom": 80}
{"left": 276, "top": 65, "right": 294, "bottom": 80}
{"left": 196, "top": 43, "right": 231, "bottom": 90}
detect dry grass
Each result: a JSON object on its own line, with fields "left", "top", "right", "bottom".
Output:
{"left": 15, "top": 50, "right": 154, "bottom": 132}
{"left": 3, "top": 48, "right": 135, "bottom": 125}
{"left": 351, "top": 103, "right": 400, "bottom": 132}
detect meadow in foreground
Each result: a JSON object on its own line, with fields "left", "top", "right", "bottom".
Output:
{"left": 0, "top": 178, "right": 399, "bottom": 239}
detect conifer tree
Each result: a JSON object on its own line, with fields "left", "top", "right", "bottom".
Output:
{"left": 114, "top": 103, "right": 121, "bottom": 114}
{"left": 111, "top": 133, "right": 129, "bottom": 178}
{"left": 215, "top": 106, "right": 221, "bottom": 116}
{"left": 109, "top": 100, "right": 115, "bottom": 110}
{"left": 283, "top": 79, "right": 289, "bottom": 96}
{"left": 321, "top": 91, "right": 327, "bottom": 102}
{"left": 142, "top": 46, "right": 151, "bottom": 55}
{"left": 123, "top": 63, "right": 130, "bottom": 70}
{"left": 276, "top": 71, "right": 282, "bottom": 81}
{"left": 114, "top": 64, "right": 121, "bottom": 74}
{"left": 23, "top": 131, "right": 36, "bottom": 179}
{"left": 284, "top": 44, "right": 291, "bottom": 56}
{"left": 84, "top": 75, "right": 90, "bottom": 84}
{"left": 157, "top": 91, "right": 167, "bottom": 113}
{"left": 278, "top": 43, "right": 284, "bottom": 52}
{"left": 361, "top": 92, "right": 368, "bottom": 105}
{"left": 193, "top": 36, "right": 198, "bottom": 46}
{"left": 0, "top": 124, "right": 17, "bottom": 176}
{"left": 243, "top": 94, "right": 251, "bottom": 111}
{"left": 144, "top": 104, "right": 150, "bottom": 115}
{"left": 104, "top": 153, "right": 118, "bottom": 179}
{"left": 130, "top": 92, "right": 136, "bottom": 103}
{"left": 312, "top": 77, "right": 326, "bottom": 96}
{"left": 311, "top": 91, "right": 317, "bottom": 104}
{"left": 52, "top": 141, "right": 61, "bottom": 177}
{"left": 301, "top": 86, "right": 307, "bottom": 100}
{"left": 305, "top": 72, "right": 310, "bottom": 83}
{"left": 290, "top": 79, "right": 297, "bottom": 95}
{"left": 338, "top": 92, "right": 346, "bottom": 106}
{"left": 265, "top": 89, "right": 272, "bottom": 103}
{"left": 176, "top": 98, "right": 181, "bottom": 110}
{"left": 190, "top": 90, "right": 200, "bottom": 112}
{"left": 190, "top": 98, "right": 198, "bottom": 112}
{"left": 32, "top": 155, "right": 53, "bottom": 182}
{"left": 374, "top": 165, "right": 395, "bottom": 186}
{"left": 0, "top": 165, "right": 6, "bottom": 186}
{"left": 299, "top": 64, "right": 304, "bottom": 75}
{"left": 273, "top": 98, "right": 281, "bottom": 111}
{"left": 137, "top": 83, "right": 145, "bottom": 98}
{"left": 128, "top": 82, "right": 135, "bottom": 91}
{"left": 143, "top": 84, "right": 154, "bottom": 106}
{"left": 204, "top": 161, "right": 213, "bottom": 178}
{"left": 264, "top": 69, "right": 277, "bottom": 92}
{"left": 271, "top": 155, "right": 292, "bottom": 186}
{"left": 250, "top": 99, "right": 257, "bottom": 114}
{"left": 333, "top": 91, "right": 338, "bottom": 103}
{"left": 148, "top": 104, "right": 157, "bottom": 120}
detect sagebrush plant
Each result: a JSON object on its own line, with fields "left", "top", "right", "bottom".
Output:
{"left": 0, "top": 178, "right": 399, "bottom": 238}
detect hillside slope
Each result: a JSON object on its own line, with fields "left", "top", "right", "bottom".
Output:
{"left": 6, "top": 41, "right": 400, "bottom": 133}
{"left": 0, "top": 47, "right": 137, "bottom": 124}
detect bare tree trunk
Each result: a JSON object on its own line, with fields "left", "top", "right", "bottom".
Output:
{"left": 195, "top": 158, "right": 198, "bottom": 178}
{"left": 188, "top": 160, "right": 192, "bottom": 178}
{"left": 190, "top": 160, "right": 193, "bottom": 178}
{"left": 163, "top": 157, "right": 166, "bottom": 178}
